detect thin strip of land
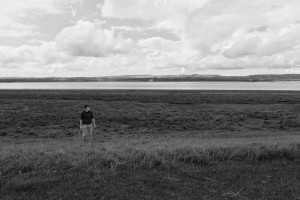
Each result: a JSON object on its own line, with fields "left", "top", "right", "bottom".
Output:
{"left": 1, "top": 74, "right": 300, "bottom": 82}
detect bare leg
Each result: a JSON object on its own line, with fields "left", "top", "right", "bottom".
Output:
{"left": 82, "top": 125, "right": 87, "bottom": 142}
{"left": 89, "top": 126, "right": 93, "bottom": 144}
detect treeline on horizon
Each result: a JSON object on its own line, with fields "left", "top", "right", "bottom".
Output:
{"left": 1, "top": 74, "right": 300, "bottom": 82}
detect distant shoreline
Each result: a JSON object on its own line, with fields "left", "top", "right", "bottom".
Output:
{"left": 2, "top": 80, "right": 300, "bottom": 83}
{"left": 1, "top": 74, "right": 300, "bottom": 82}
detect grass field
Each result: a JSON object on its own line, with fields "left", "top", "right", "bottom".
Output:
{"left": 0, "top": 90, "right": 300, "bottom": 199}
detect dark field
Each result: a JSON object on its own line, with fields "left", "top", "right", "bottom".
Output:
{"left": 1, "top": 90, "right": 300, "bottom": 138}
{"left": 0, "top": 90, "right": 300, "bottom": 200}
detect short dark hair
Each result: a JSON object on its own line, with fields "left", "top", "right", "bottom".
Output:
{"left": 84, "top": 105, "right": 90, "bottom": 108}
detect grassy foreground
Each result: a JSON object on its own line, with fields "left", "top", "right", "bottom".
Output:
{"left": 1, "top": 138, "right": 300, "bottom": 200}
{"left": 0, "top": 90, "right": 300, "bottom": 199}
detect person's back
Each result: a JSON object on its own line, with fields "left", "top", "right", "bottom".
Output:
{"left": 80, "top": 105, "right": 96, "bottom": 142}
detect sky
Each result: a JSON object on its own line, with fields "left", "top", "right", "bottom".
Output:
{"left": 1, "top": 0, "right": 300, "bottom": 77}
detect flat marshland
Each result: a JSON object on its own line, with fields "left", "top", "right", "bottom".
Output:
{"left": 0, "top": 90, "right": 300, "bottom": 199}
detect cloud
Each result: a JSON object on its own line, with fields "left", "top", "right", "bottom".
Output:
{"left": 101, "top": 0, "right": 209, "bottom": 37}
{"left": 101, "top": 0, "right": 209, "bottom": 20}
{"left": 137, "top": 37, "right": 200, "bottom": 68}
{"left": 0, "top": 0, "right": 82, "bottom": 38}
{"left": 0, "top": 42, "right": 69, "bottom": 67}
{"left": 55, "top": 20, "right": 134, "bottom": 57}
{"left": 224, "top": 23, "right": 300, "bottom": 58}
{"left": 223, "top": 37, "right": 261, "bottom": 58}
{"left": 1, "top": 0, "right": 300, "bottom": 77}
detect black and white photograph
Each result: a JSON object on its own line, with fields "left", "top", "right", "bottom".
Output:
{"left": 0, "top": 0, "right": 300, "bottom": 199}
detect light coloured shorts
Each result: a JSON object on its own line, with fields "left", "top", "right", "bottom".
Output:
{"left": 82, "top": 124, "right": 93, "bottom": 136}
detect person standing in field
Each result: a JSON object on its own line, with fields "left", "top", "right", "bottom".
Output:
{"left": 80, "top": 105, "right": 96, "bottom": 142}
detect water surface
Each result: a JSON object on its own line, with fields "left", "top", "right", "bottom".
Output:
{"left": 0, "top": 81, "right": 299, "bottom": 90}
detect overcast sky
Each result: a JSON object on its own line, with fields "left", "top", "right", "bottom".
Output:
{"left": 1, "top": 0, "right": 300, "bottom": 77}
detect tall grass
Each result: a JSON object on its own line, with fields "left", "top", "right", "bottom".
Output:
{"left": 1, "top": 140, "right": 299, "bottom": 181}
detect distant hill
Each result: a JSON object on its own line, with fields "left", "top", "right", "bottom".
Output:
{"left": 1, "top": 74, "right": 300, "bottom": 82}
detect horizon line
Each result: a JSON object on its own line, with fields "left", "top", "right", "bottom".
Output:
{"left": 1, "top": 73, "right": 300, "bottom": 79}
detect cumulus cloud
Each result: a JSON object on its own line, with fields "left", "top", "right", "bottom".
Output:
{"left": 0, "top": 42, "right": 69, "bottom": 67}
{"left": 223, "top": 37, "right": 261, "bottom": 58}
{"left": 55, "top": 20, "right": 134, "bottom": 57}
{"left": 1, "top": 0, "right": 300, "bottom": 77}
{"left": 137, "top": 37, "right": 200, "bottom": 69}
{"left": 224, "top": 23, "right": 300, "bottom": 58}
{"left": 100, "top": 0, "right": 300, "bottom": 72}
